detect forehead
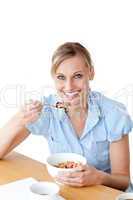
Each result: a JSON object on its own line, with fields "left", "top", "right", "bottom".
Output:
{"left": 56, "top": 55, "right": 88, "bottom": 74}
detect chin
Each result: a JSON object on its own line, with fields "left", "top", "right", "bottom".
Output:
{"left": 65, "top": 98, "right": 81, "bottom": 107}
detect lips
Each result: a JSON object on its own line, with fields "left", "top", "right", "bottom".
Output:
{"left": 63, "top": 91, "right": 80, "bottom": 100}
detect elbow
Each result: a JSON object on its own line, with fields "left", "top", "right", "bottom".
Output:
{"left": 0, "top": 150, "right": 8, "bottom": 160}
{"left": 0, "top": 152, "right": 5, "bottom": 160}
{"left": 0, "top": 155, "right": 4, "bottom": 160}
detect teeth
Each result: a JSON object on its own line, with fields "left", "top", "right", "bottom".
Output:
{"left": 65, "top": 92, "right": 79, "bottom": 97}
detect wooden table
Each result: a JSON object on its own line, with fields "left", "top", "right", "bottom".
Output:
{"left": 0, "top": 151, "right": 122, "bottom": 200}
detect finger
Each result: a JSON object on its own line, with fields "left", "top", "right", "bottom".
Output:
{"left": 25, "top": 102, "right": 42, "bottom": 112}
{"left": 32, "top": 100, "right": 42, "bottom": 107}
{"left": 36, "top": 104, "right": 43, "bottom": 112}
{"left": 57, "top": 175, "right": 81, "bottom": 183}
{"left": 58, "top": 171, "right": 82, "bottom": 178}
{"left": 31, "top": 101, "right": 42, "bottom": 109}
{"left": 56, "top": 177, "right": 83, "bottom": 187}
{"left": 61, "top": 181, "right": 83, "bottom": 187}
{"left": 25, "top": 99, "right": 41, "bottom": 107}
{"left": 27, "top": 105, "right": 42, "bottom": 113}
{"left": 20, "top": 110, "right": 40, "bottom": 123}
{"left": 24, "top": 112, "right": 41, "bottom": 123}
{"left": 78, "top": 164, "right": 90, "bottom": 171}
{"left": 24, "top": 109, "right": 41, "bottom": 118}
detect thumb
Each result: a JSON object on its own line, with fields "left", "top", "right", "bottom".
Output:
{"left": 78, "top": 164, "right": 89, "bottom": 171}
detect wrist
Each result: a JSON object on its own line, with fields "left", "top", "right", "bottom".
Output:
{"left": 96, "top": 170, "right": 107, "bottom": 185}
{"left": 12, "top": 112, "right": 26, "bottom": 130}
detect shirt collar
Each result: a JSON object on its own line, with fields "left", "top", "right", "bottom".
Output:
{"left": 82, "top": 92, "right": 102, "bottom": 136}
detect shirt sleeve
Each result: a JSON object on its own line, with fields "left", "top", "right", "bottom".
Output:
{"left": 25, "top": 97, "right": 52, "bottom": 136}
{"left": 104, "top": 103, "right": 133, "bottom": 142}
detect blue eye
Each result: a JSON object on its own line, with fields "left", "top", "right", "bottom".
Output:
{"left": 57, "top": 75, "right": 65, "bottom": 80}
{"left": 74, "top": 74, "right": 83, "bottom": 79}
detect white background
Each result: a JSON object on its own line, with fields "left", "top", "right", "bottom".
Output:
{"left": 0, "top": 0, "right": 133, "bottom": 176}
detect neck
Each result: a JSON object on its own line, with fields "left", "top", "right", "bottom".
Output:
{"left": 67, "top": 103, "right": 88, "bottom": 119}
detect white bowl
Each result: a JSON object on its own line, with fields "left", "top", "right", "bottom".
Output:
{"left": 46, "top": 153, "right": 87, "bottom": 178}
{"left": 116, "top": 192, "right": 133, "bottom": 200}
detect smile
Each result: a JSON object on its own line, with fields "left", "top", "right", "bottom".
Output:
{"left": 63, "top": 91, "right": 80, "bottom": 99}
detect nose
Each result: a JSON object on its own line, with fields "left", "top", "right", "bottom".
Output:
{"left": 64, "top": 79, "right": 74, "bottom": 91}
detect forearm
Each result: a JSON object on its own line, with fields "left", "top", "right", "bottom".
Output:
{"left": 0, "top": 113, "right": 25, "bottom": 158}
{"left": 98, "top": 170, "right": 130, "bottom": 191}
{"left": 0, "top": 101, "right": 41, "bottom": 159}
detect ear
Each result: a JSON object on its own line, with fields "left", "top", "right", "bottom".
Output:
{"left": 89, "top": 66, "right": 95, "bottom": 80}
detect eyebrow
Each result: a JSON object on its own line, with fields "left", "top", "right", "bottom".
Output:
{"left": 73, "top": 71, "right": 83, "bottom": 75}
{"left": 56, "top": 71, "right": 84, "bottom": 76}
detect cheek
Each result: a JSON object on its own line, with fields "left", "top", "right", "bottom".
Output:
{"left": 78, "top": 79, "right": 89, "bottom": 90}
{"left": 54, "top": 81, "right": 64, "bottom": 91}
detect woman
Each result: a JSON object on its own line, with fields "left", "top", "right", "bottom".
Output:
{"left": 0, "top": 42, "right": 132, "bottom": 190}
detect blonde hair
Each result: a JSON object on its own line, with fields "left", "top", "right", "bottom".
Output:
{"left": 51, "top": 42, "right": 93, "bottom": 76}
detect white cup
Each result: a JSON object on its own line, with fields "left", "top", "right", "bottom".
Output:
{"left": 116, "top": 192, "right": 133, "bottom": 200}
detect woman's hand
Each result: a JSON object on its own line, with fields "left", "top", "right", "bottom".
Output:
{"left": 56, "top": 164, "right": 102, "bottom": 187}
{"left": 18, "top": 100, "right": 43, "bottom": 126}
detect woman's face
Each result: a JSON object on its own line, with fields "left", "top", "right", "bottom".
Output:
{"left": 53, "top": 55, "right": 93, "bottom": 107}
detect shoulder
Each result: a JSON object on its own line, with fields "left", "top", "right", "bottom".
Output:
{"left": 91, "top": 91, "right": 133, "bottom": 141}
{"left": 91, "top": 91, "right": 127, "bottom": 117}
